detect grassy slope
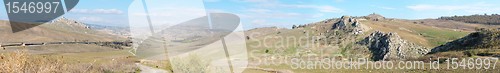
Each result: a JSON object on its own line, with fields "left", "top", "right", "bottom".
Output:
{"left": 0, "top": 20, "right": 123, "bottom": 43}
{"left": 423, "top": 29, "right": 500, "bottom": 60}
{"left": 361, "top": 19, "right": 469, "bottom": 48}
{"left": 0, "top": 44, "right": 135, "bottom": 63}
{"left": 0, "top": 19, "right": 133, "bottom": 72}
{"left": 0, "top": 45, "right": 138, "bottom": 72}
{"left": 244, "top": 17, "right": 477, "bottom": 73}
{"left": 246, "top": 18, "right": 470, "bottom": 58}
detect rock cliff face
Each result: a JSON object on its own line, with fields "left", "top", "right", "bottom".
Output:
{"left": 324, "top": 16, "right": 371, "bottom": 45}
{"left": 359, "top": 31, "right": 428, "bottom": 61}
{"left": 321, "top": 15, "right": 430, "bottom": 61}
{"left": 330, "top": 15, "right": 367, "bottom": 35}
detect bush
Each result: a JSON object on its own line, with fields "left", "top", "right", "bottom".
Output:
{"left": 170, "top": 53, "right": 211, "bottom": 73}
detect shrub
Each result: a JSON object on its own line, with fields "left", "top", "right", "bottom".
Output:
{"left": 170, "top": 53, "right": 210, "bottom": 73}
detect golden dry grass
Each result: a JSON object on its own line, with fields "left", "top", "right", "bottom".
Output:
{"left": 0, "top": 49, "right": 65, "bottom": 72}
{"left": 361, "top": 20, "right": 469, "bottom": 48}
{"left": 0, "top": 49, "right": 139, "bottom": 73}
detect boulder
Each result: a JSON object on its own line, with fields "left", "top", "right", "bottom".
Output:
{"left": 330, "top": 16, "right": 368, "bottom": 35}
{"left": 359, "top": 31, "right": 428, "bottom": 61}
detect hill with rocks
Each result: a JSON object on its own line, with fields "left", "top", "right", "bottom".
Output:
{"left": 0, "top": 17, "right": 124, "bottom": 43}
{"left": 244, "top": 13, "right": 491, "bottom": 61}
{"left": 358, "top": 31, "right": 428, "bottom": 61}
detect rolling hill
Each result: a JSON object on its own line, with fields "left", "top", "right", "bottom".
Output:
{"left": 245, "top": 13, "right": 500, "bottom": 61}
{"left": 439, "top": 14, "right": 500, "bottom": 25}
{"left": 243, "top": 13, "right": 500, "bottom": 73}
{"left": 423, "top": 28, "right": 500, "bottom": 59}
{"left": 0, "top": 17, "right": 124, "bottom": 43}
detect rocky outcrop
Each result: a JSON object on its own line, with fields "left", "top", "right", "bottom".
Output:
{"left": 363, "top": 13, "right": 385, "bottom": 21}
{"left": 323, "top": 15, "right": 370, "bottom": 46}
{"left": 330, "top": 15, "right": 368, "bottom": 35}
{"left": 322, "top": 15, "right": 427, "bottom": 61}
{"left": 359, "top": 31, "right": 428, "bottom": 61}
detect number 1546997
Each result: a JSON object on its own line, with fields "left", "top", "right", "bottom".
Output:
{"left": 5, "top": 1, "right": 60, "bottom": 14}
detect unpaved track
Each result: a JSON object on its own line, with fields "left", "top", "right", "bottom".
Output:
{"left": 136, "top": 63, "right": 169, "bottom": 73}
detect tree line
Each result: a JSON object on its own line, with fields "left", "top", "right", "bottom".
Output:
{"left": 439, "top": 14, "right": 500, "bottom": 25}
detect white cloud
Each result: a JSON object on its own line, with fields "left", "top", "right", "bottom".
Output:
{"left": 274, "top": 4, "right": 343, "bottom": 13}
{"left": 236, "top": 0, "right": 343, "bottom": 13}
{"left": 71, "top": 9, "right": 124, "bottom": 14}
{"left": 238, "top": 0, "right": 274, "bottom": 3}
{"left": 251, "top": 19, "right": 267, "bottom": 25}
{"left": 77, "top": 16, "right": 105, "bottom": 23}
{"left": 408, "top": 5, "right": 466, "bottom": 11}
{"left": 129, "top": 7, "right": 206, "bottom": 26}
{"left": 207, "top": 9, "right": 227, "bottom": 13}
{"left": 241, "top": 7, "right": 328, "bottom": 19}
{"left": 314, "top": 5, "right": 344, "bottom": 13}
{"left": 333, "top": 0, "right": 344, "bottom": 2}
{"left": 370, "top": 5, "right": 395, "bottom": 10}
{"left": 249, "top": 19, "right": 290, "bottom": 28}
{"left": 245, "top": 8, "right": 272, "bottom": 13}
{"left": 378, "top": 6, "right": 395, "bottom": 10}
{"left": 204, "top": 0, "right": 220, "bottom": 2}
{"left": 312, "top": 13, "right": 324, "bottom": 18}
{"left": 231, "top": 0, "right": 343, "bottom": 28}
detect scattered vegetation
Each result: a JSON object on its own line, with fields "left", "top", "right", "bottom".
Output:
{"left": 432, "top": 28, "right": 500, "bottom": 53}
{"left": 472, "top": 28, "right": 500, "bottom": 49}
{"left": 422, "top": 28, "right": 500, "bottom": 62}
{"left": 439, "top": 14, "right": 500, "bottom": 25}
{"left": 170, "top": 53, "right": 211, "bottom": 73}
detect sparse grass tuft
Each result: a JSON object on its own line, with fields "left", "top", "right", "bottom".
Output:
{"left": 0, "top": 49, "right": 65, "bottom": 73}
{"left": 0, "top": 49, "right": 139, "bottom": 72}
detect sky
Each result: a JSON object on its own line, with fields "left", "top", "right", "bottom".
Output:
{"left": 1, "top": 0, "right": 500, "bottom": 29}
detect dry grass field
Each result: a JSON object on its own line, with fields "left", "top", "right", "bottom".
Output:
{"left": 0, "top": 45, "right": 139, "bottom": 72}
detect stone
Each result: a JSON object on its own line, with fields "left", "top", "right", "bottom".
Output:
{"left": 358, "top": 31, "right": 428, "bottom": 61}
